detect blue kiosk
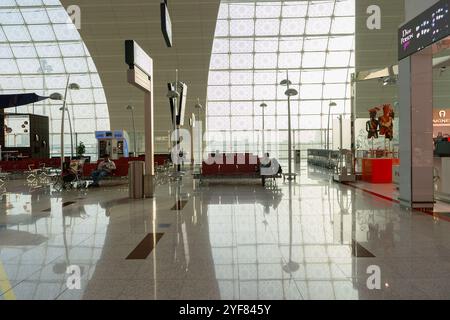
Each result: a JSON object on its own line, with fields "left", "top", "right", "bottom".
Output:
{"left": 95, "top": 130, "right": 130, "bottom": 160}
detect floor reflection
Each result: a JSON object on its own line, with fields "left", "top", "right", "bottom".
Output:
{"left": 0, "top": 180, "right": 109, "bottom": 299}
{"left": 0, "top": 165, "right": 450, "bottom": 299}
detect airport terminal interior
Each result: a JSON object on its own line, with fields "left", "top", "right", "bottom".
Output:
{"left": 1, "top": 0, "right": 450, "bottom": 300}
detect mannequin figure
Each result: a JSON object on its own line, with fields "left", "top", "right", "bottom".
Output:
{"left": 379, "top": 104, "right": 394, "bottom": 141}
{"left": 366, "top": 109, "right": 379, "bottom": 139}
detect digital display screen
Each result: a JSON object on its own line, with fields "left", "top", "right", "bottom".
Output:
{"left": 161, "top": 2, "right": 173, "bottom": 48}
{"left": 399, "top": 0, "right": 450, "bottom": 60}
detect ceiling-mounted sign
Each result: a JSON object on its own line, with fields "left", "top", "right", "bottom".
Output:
{"left": 125, "top": 40, "right": 153, "bottom": 78}
{"left": 398, "top": 0, "right": 450, "bottom": 60}
{"left": 161, "top": 0, "right": 173, "bottom": 48}
{"left": 168, "top": 81, "right": 188, "bottom": 126}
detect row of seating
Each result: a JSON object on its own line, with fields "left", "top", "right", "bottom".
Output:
{"left": 0, "top": 154, "right": 171, "bottom": 173}
{"left": 81, "top": 156, "right": 146, "bottom": 178}
{"left": 0, "top": 158, "right": 61, "bottom": 172}
{"left": 202, "top": 153, "right": 261, "bottom": 176}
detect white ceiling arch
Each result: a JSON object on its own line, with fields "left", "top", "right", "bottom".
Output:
{"left": 60, "top": 0, "right": 221, "bottom": 153}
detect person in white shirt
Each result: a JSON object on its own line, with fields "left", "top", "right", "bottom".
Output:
{"left": 90, "top": 154, "right": 116, "bottom": 187}
{"left": 260, "top": 154, "right": 282, "bottom": 187}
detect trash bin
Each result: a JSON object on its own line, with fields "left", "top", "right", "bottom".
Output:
{"left": 295, "top": 150, "right": 301, "bottom": 164}
{"left": 129, "top": 161, "right": 144, "bottom": 199}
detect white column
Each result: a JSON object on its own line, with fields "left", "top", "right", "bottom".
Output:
{"left": 399, "top": 47, "right": 434, "bottom": 208}
{"left": 144, "top": 90, "right": 154, "bottom": 197}
{"left": 194, "top": 120, "right": 203, "bottom": 165}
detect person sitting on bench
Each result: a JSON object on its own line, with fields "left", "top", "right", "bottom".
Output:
{"left": 260, "top": 154, "right": 282, "bottom": 186}
{"left": 62, "top": 161, "right": 77, "bottom": 185}
{"left": 90, "top": 154, "right": 116, "bottom": 187}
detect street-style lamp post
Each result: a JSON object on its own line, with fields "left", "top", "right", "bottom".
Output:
{"left": 66, "top": 82, "right": 80, "bottom": 159}
{"left": 50, "top": 78, "right": 80, "bottom": 173}
{"left": 59, "top": 106, "right": 74, "bottom": 159}
{"left": 327, "top": 101, "right": 337, "bottom": 150}
{"left": 280, "top": 72, "right": 298, "bottom": 181}
{"left": 260, "top": 102, "right": 268, "bottom": 156}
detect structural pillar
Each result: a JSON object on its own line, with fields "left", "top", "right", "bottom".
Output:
{"left": 399, "top": 47, "right": 434, "bottom": 208}
{"left": 144, "top": 91, "right": 154, "bottom": 197}
{"left": 125, "top": 40, "right": 155, "bottom": 198}
{"left": 194, "top": 120, "right": 203, "bottom": 165}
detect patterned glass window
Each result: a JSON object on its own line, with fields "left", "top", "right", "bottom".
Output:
{"left": 206, "top": 0, "right": 355, "bottom": 159}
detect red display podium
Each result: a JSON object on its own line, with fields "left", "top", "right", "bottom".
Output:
{"left": 362, "top": 158, "right": 400, "bottom": 183}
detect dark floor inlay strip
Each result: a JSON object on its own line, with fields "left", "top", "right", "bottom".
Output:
{"left": 62, "top": 201, "right": 76, "bottom": 207}
{"left": 158, "top": 223, "right": 171, "bottom": 228}
{"left": 126, "top": 233, "right": 164, "bottom": 260}
{"left": 352, "top": 240, "right": 376, "bottom": 258}
{"left": 42, "top": 201, "right": 76, "bottom": 212}
{"left": 171, "top": 200, "right": 188, "bottom": 211}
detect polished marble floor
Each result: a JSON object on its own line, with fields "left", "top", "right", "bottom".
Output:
{"left": 1, "top": 164, "right": 450, "bottom": 300}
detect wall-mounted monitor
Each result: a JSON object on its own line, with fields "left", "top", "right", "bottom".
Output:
{"left": 161, "top": 1, "right": 173, "bottom": 48}
{"left": 125, "top": 40, "right": 153, "bottom": 77}
{"left": 168, "top": 81, "right": 188, "bottom": 126}
{"left": 399, "top": 0, "right": 450, "bottom": 60}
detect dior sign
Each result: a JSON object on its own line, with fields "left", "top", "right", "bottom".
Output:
{"left": 399, "top": 0, "right": 450, "bottom": 60}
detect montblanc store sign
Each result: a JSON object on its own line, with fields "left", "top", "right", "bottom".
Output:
{"left": 399, "top": 0, "right": 450, "bottom": 60}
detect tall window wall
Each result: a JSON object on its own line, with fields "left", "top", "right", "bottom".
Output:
{"left": 0, "top": 0, "right": 110, "bottom": 160}
{"left": 206, "top": 0, "right": 355, "bottom": 159}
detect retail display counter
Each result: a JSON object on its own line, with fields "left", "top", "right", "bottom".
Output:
{"left": 362, "top": 158, "right": 400, "bottom": 183}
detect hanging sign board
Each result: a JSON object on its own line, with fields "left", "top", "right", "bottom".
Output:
{"left": 168, "top": 81, "right": 188, "bottom": 126}
{"left": 161, "top": 1, "right": 173, "bottom": 48}
{"left": 125, "top": 40, "right": 153, "bottom": 78}
{"left": 399, "top": 0, "right": 450, "bottom": 60}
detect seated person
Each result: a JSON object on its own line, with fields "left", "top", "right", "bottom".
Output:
{"left": 260, "top": 155, "right": 282, "bottom": 186}
{"left": 90, "top": 154, "right": 116, "bottom": 187}
{"left": 62, "top": 161, "right": 77, "bottom": 185}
